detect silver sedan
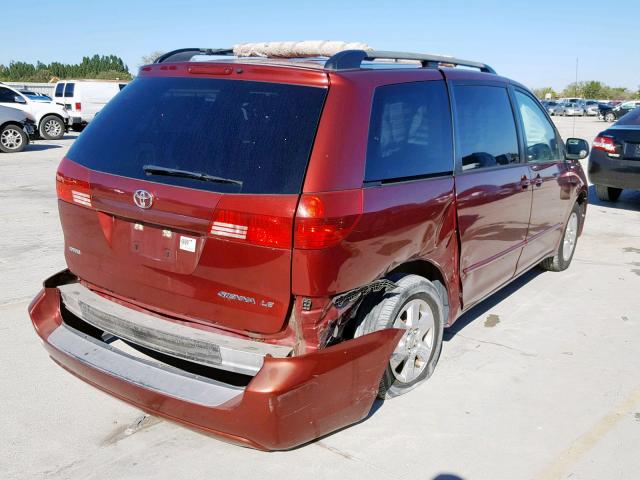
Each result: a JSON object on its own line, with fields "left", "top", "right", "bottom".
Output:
{"left": 562, "top": 103, "right": 585, "bottom": 116}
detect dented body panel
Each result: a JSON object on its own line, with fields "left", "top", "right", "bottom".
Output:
{"left": 29, "top": 279, "right": 402, "bottom": 450}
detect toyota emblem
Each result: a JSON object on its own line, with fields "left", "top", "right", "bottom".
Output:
{"left": 133, "top": 189, "right": 154, "bottom": 209}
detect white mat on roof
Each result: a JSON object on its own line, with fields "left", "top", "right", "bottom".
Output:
{"left": 232, "top": 41, "right": 373, "bottom": 58}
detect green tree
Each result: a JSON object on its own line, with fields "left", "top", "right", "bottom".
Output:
{"left": 0, "top": 55, "right": 132, "bottom": 81}
{"left": 561, "top": 82, "right": 582, "bottom": 98}
{"left": 139, "top": 51, "right": 166, "bottom": 67}
{"left": 533, "top": 87, "right": 558, "bottom": 99}
{"left": 581, "top": 81, "right": 605, "bottom": 99}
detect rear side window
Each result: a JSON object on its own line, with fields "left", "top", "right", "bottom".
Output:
{"left": 64, "top": 83, "right": 75, "bottom": 97}
{"left": 0, "top": 87, "right": 18, "bottom": 102}
{"left": 365, "top": 81, "right": 453, "bottom": 182}
{"left": 67, "top": 77, "right": 327, "bottom": 194}
{"left": 453, "top": 85, "right": 520, "bottom": 171}
{"left": 617, "top": 108, "right": 640, "bottom": 125}
{"left": 55, "top": 83, "right": 64, "bottom": 97}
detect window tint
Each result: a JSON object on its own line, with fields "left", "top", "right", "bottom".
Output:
{"left": 617, "top": 107, "right": 640, "bottom": 125}
{"left": 55, "top": 83, "right": 64, "bottom": 97}
{"left": 365, "top": 81, "right": 453, "bottom": 182}
{"left": 514, "top": 91, "right": 562, "bottom": 162}
{"left": 453, "top": 85, "right": 519, "bottom": 171}
{"left": 0, "top": 87, "right": 18, "bottom": 103}
{"left": 64, "top": 83, "right": 75, "bottom": 97}
{"left": 67, "top": 77, "right": 327, "bottom": 194}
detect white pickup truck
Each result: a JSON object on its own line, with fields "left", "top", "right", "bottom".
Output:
{"left": 0, "top": 83, "right": 76, "bottom": 140}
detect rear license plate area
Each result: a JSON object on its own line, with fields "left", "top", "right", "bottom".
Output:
{"left": 624, "top": 143, "right": 640, "bottom": 159}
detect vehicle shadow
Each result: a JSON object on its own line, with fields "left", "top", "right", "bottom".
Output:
{"left": 25, "top": 144, "right": 62, "bottom": 152}
{"left": 587, "top": 184, "right": 640, "bottom": 211}
{"left": 444, "top": 268, "right": 543, "bottom": 340}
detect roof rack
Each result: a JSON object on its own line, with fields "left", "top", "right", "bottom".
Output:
{"left": 154, "top": 48, "right": 234, "bottom": 64}
{"left": 324, "top": 50, "right": 496, "bottom": 74}
{"left": 154, "top": 47, "right": 496, "bottom": 74}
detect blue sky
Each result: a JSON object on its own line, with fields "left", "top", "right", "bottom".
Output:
{"left": 1, "top": 0, "right": 638, "bottom": 90}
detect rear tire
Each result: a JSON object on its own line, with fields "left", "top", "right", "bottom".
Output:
{"left": 354, "top": 274, "right": 444, "bottom": 399}
{"left": 595, "top": 184, "right": 622, "bottom": 202}
{"left": 0, "top": 124, "right": 27, "bottom": 153}
{"left": 539, "top": 202, "right": 581, "bottom": 272}
{"left": 605, "top": 113, "right": 615, "bottom": 122}
{"left": 39, "top": 115, "right": 65, "bottom": 140}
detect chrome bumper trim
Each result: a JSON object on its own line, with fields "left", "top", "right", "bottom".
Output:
{"left": 48, "top": 324, "right": 244, "bottom": 407}
{"left": 58, "top": 283, "right": 292, "bottom": 376}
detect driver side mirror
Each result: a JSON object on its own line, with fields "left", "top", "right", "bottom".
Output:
{"left": 14, "top": 95, "right": 27, "bottom": 104}
{"left": 565, "top": 138, "right": 589, "bottom": 161}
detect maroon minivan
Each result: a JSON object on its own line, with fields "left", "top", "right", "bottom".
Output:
{"left": 29, "top": 47, "right": 590, "bottom": 450}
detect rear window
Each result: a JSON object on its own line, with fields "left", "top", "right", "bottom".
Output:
{"left": 64, "top": 83, "right": 75, "bottom": 97}
{"left": 617, "top": 108, "right": 640, "bottom": 125}
{"left": 67, "top": 77, "right": 327, "bottom": 194}
{"left": 55, "top": 83, "right": 64, "bottom": 97}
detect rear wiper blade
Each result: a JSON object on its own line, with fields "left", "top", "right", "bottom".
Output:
{"left": 143, "top": 165, "right": 243, "bottom": 187}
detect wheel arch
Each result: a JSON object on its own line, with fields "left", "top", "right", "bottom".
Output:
{"left": 38, "top": 113, "right": 65, "bottom": 129}
{"left": 0, "top": 121, "right": 24, "bottom": 130}
{"left": 387, "top": 260, "right": 450, "bottom": 324}
{"left": 576, "top": 187, "right": 588, "bottom": 235}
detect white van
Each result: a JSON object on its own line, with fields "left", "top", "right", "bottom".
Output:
{"left": 53, "top": 80, "right": 128, "bottom": 131}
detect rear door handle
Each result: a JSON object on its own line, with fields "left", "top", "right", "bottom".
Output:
{"left": 533, "top": 174, "right": 543, "bottom": 187}
{"left": 520, "top": 175, "right": 530, "bottom": 189}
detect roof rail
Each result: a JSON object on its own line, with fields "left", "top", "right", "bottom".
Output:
{"left": 324, "top": 50, "right": 496, "bottom": 74}
{"left": 154, "top": 48, "right": 234, "bottom": 64}
{"left": 153, "top": 47, "right": 496, "bottom": 74}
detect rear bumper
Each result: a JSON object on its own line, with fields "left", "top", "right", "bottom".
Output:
{"left": 589, "top": 153, "right": 640, "bottom": 190}
{"left": 28, "top": 272, "right": 402, "bottom": 450}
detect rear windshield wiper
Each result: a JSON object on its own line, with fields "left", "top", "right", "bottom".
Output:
{"left": 143, "top": 165, "right": 243, "bottom": 187}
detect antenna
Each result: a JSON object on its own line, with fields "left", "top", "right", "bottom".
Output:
{"left": 573, "top": 56, "right": 579, "bottom": 137}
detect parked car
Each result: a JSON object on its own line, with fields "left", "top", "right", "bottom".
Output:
{"left": 29, "top": 45, "right": 590, "bottom": 450}
{"left": 543, "top": 100, "right": 563, "bottom": 116}
{"left": 19, "top": 90, "right": 53, "bottom": 102}
{"left": 589, "top": 107, "right": 640, "bottom": 201}
{"left": 0, "top": 105, "right": 36, "bottom": 153}
{"left": 599, "top": 101, "right": 640, "bottom": 122}
{"left": 561, "top": 102, "right": 585, "bottom": 116}
{"left": 582, "top": 100, "right": 599, "bottom": 116}
{"left": 53, "top": 80, "right": 127, "bottom": 131}
{"left": 0, "top": 83, "right": 73, "bottom": 139}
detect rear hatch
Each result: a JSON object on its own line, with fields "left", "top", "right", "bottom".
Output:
{"left": 57, "top": 71, "right": 327, "bottom": 334}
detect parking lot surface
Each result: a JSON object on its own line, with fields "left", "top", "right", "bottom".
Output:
{"left": 1, "top": 117, "right": 639, "bottom": 479}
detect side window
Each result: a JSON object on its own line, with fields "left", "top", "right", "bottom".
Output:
{"left": 453, "top": 85, "right": 520, "bottom": 171}
{"left": 514, "top": 90, "right": 561, "bottom": 162}
{"left": 64, "top": 83, "right": 75, "bottom": 97}
{"left": 365, "top": 81, "right": 453, "bottom": 182}
{"left": 0, "top": 87, "right": 18, "bottom": 102}
{"left": 55, "top": 83, "right": 64, "bottom": 97}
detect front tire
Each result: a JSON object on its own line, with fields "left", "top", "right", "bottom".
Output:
{"left": 604, "top": 113, "right": 615, "bottom": 123}
{"left": 39, "top": 115, "right": 65, "bottom": 140}
{"left": 0, "top": 124, "right": 28, "bottom": 153}
{"left": 595, "top": 184, "right": 622, "bottom": 202}
{"left": 539, "top": 202, "right": 581, "bottom": 272}
{"left": 355, "top": 274, "right": 444, "bottom": 399}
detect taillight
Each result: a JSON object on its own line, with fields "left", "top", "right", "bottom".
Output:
{"left": 75, "top": 102, "right": 81, "bottom": 111}
{"left": 593, "top": 135, "right": 618, "bottom": 155}
{"left": 56, "top": 171, "right": 92, "bottom": 208}
{"left": 210, "top": 209, "right": 293, "bottom": 248}
{"left": 294, "top": 190, "right": 362, "bottom": 249}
